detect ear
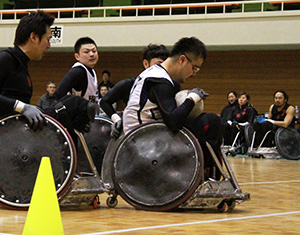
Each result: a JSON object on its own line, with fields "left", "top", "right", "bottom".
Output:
{"left": 74, "top": 53, "right": 80, "bottom": 61}
{"left": 178, "top": 55, "right": 186, "bottom": 65}
{"left": 29, "top": 32, "right": 39, "bottom": 44}
{"left": 142, "top": 59, "right": 149, "bottom": 69}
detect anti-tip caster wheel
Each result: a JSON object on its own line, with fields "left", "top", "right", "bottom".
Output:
{"left": 217, "top": 201, "right": 229, "bottom": 213}
{"left": 92, "top": 195, "right": 100, "bottom": 209}
{"left": 227, "top": 200, "right": 236, "bottom": 212}
{"left": 106, "top": 196, "right": 118, "bottom": 208}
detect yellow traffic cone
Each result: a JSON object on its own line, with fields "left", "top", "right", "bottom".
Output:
{"left": 22, "top": 157, "right": 65, "bottom": 235}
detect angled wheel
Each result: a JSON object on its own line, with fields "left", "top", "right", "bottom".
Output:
{"left": 275, "top": 127, "right": 300, "bottom": 160}
{"left": 77, "top": 116, "right": 113, "bottom": 175}
{"left": 0, "top": 114, "right": 77, "bottom": 209}
{"left": 112, "top": 122, "right": 204, "bottom": 211}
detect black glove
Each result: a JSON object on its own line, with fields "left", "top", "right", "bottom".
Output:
{"left": 110, "top": 119, "right": 122, "bottom": 139}
{"left": 83, "top": 123, "right": 91, "bottom": 133}
{"left": 188, "top": 88, "right": 209, "bottom": 100}
{"left": 21, "top": 104, "right": 45, "bottom": 131}
{"left": 86, "top": 102, "right": 97, "bottom": 122}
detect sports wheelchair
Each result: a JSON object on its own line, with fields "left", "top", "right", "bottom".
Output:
{"left": 223, "top": 122, "right": 254, "bottom": 157}
{"left": 0, "top": 114, "right": 249, "bottom": 212}
{"left": 247, "top": 117, "right": 300, "bottom": 160}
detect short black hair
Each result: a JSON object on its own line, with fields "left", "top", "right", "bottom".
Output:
{"left": 46, "top": 81, "right": 55, "bottom": 88}
{"left": 170, "top": 37, "right": 207, "bottom": 60}
{"left": 102, "top": 70, "right": 110, "bottom": 77}
{"left": 74, "top": 37, "right": 97, "bottom": 54}
{"left": 238, "top": 91, "right": 250, "bottom": 101}
{"left": 273, "top": 90, "right": 289, "bottom": 102}
{"left": 14, "top": 10, "right": 55, "bottom": 46}
{"left": 142, "top": 44, "right": 169, "bottom": 63}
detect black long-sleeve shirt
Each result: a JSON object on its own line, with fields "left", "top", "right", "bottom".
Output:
{"left": 0, "top": 46, "right": 32, "bottom": 117}
{"left": 55, "top": 66, "right": 92, "bottom": 100}
{"left": 100, "top": 77, "right": 135, "bottom": 118}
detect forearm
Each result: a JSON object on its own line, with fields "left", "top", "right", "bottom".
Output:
{"left": 0, "top": 95, "right": 17, "bottom": 115}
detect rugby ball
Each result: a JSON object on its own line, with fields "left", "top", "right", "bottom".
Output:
{"left": 175, "top": 89, "right": 204, "bottom": 119}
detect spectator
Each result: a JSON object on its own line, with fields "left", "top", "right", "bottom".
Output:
{"left": 98, "top": 70, "right": 114, "bottom": 98}
{"left": 224, "top": 92, "right": 257, "bottom": 147}
{"left": 36, "top": 81, "right": 57, "bottom": 111}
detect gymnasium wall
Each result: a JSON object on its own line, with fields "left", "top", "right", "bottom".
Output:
{"left": 29, "top": 49, "right": 300, "bottom": 115}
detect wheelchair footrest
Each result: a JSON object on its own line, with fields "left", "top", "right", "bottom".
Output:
{"left": 59, "top": 175, "right": 110, "bottom": 208}
{"left": 179, "top": 179, "right": 250, "bottom": 209}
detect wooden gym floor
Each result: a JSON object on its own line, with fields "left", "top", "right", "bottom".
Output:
{"left": 1, "top": 156, "right": 300, "bottom": 235}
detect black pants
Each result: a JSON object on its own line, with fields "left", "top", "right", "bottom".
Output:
{"left": 253, "top": 121, "right": 276, "bottom": 147}
{"left": 45, "top": 95, "right": 90, "bottom": 146}
{"left": 185, "top": 113, "right": 223, "bottom": 180}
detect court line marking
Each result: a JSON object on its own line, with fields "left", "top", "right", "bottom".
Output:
{"left": 80, "top": 211, "right": 300, "bottom": 235}
{"left": 1, "top": 180, "right": 299, "bottom": 235}
{"left": 239, "top": 179, "right": 300, "bottom": 185}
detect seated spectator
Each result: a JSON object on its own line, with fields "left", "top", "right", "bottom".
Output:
{"left": 220, "top": 91, "right": 238, "bottom": 123}
{"left": 98, "top": 84, "right": 116, "bottom": 117}
{"left": 221, "top": 91, "right": 238, "bottom": 145}
{"left": 98, "top": 70, "right": 114, "bottom": 98}
{"left": 36, "top": 81, "right": 57, "bottom": 111}
{"left": 224, "top": 92, "right": 257, "bottom": 147}
{"left": 253, "top": 90, "right": 295, "bottom": 147}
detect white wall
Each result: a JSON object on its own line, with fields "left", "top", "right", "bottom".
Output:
{"left": 0, "top": 10, "right": 300, "bottom": 51}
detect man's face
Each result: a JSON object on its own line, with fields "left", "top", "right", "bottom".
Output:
{"left": 32, "top": 26, "right": 52, "bottom": 60}
{"left": 178, "top": 55, "right": 204, "bottom": 83}
{"left": 274, "top": 92, "right": 286, "bottom": 107}
{"left": 46, "top": 83, "right": 56, "bottom": 96}
{"left": 100, "top": 86, "right": 108, "bottom": 96}
{"left": 102, "top": 73, "right": 110, "bottom": 83}
{"left": 75, "top": 43, "right": 99, "bottom": 69}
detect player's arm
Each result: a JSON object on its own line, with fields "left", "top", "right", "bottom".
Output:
{"left": 0, "top": 52, "right": 16, "bottom": 113}
{"left": 150, "top": 82, "right": 194, "bottom": 132}
{"left": 55, "top": 67, "right": 86, "bottom": 100}
{"left": 273, "top": 106, "right": 295, "bottom": 128}
{"left": 100, "top": 78, "right": 135, "bottom": 119}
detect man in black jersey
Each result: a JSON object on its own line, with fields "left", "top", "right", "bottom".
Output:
{"left": 55, "top": 37, "right": 99, "bottom": 103}
{"left": 0, "top": 12, "right": 95, "bottom": 135}
{"left": 100, "top": 43, "right": 170, "bottom": 137}
{"left": 122, "top": 37, "right": 222, "bottom": 179}
{"left": 0, "top": 11, "right": 54, "bottom": 130}
{"left": 254, "top": 90, "right": 295, "bottom": 147}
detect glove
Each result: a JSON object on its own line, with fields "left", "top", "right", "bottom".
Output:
{"left": 21, "top": 104, "right": 45, "bottom": 131}
{"left": 111, "top": 119, "right": 122, "bottom": 139}
{"left": 256, "top": 116, "right": 266, "bottom": 124}
{"left": 187, "top": 88, "right": 209, "bottom": 103}
{"left": 238, "top": 122, "right": 250, "bottom": 126}
{"left": 83, "top": 123, "right": 91, "bottom": 133}
{"left": 227, "top": 120, "right": 232, "bottom": 125}
{"left": 86, "top": 102, "right": 97, "bottom": 122}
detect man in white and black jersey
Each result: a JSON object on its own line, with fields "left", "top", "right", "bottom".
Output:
{"left": 100, "top": 43, "right": 169, "bottom": 138}
{"left": 55, "top": 37, "right": 99, "bottom": 103}
{"left": 123, "top": 37, "right": 223, "bottom": 180}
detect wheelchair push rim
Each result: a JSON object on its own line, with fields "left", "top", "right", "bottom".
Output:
{"left": 0, "top": 114, "right": 77, "bottom": 209}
